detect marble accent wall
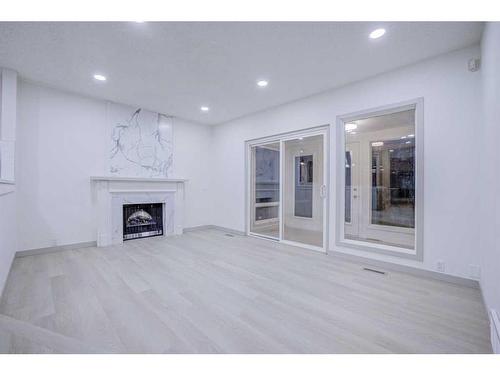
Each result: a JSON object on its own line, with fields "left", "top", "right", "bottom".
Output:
{"left": 109, "top": 103, "right": 173, "bottom": 178}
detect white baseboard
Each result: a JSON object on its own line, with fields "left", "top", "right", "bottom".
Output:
{"left": 15, "top": 241, "right": 97, "bottom": 258}
{"left": 183, "top": 225, "right": 215, "bottom": 233}
{"left": 490, "top": 309, "right": 500, "bottom": 354}
{"left": 183, "top": 225, "right": 245, "bottom": 236}
{"left": 329, "top": 251, "right": 480, "bottom": 289}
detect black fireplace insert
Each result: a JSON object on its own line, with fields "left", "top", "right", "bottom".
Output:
{"left": 123, "top": 203, "right": 163, "bottom": 241}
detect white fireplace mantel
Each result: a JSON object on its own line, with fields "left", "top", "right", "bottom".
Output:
{"left": 90, "top": 176, "right": 188, "bottom": 183}
{"left": 90, "top": 176, "right": 187, "bottom": 247}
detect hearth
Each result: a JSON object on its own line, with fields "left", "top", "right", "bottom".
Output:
{"left": 123, "top": 203, "right": 163, "bottom": 241}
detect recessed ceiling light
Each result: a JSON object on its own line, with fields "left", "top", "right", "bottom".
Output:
{"left": 369, "top": 28, "right": 386, "bottom": 39}
{"left": 408, "top": 134, "right": 415, "bottom": 138}
{"left": 405, "top": 141, "right": 411, "bottom": 144}
{"left": 372, "top": 141, "right": 384, "bottom": 147}
{"left": 200, "top": 106, "right": 210, "bottom": 112}
{"left": 345, "top": 123, "right": 357, "bottom": 132}
{"left": 401, "top": 136, "right": 407, "bottom": 139}
{"left": 257, "top": 80, "right": 269, "bottom": 87}
{"left": 93, "top": 74, "right": 106, "bottom": 81}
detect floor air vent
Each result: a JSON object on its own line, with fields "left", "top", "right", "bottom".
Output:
{"left": 363, "top": 267, "right": 386, "bottom": 275}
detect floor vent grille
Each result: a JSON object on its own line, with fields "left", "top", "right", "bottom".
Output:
{"left": 363, "top": 267, "right": 386, "bottom": 275}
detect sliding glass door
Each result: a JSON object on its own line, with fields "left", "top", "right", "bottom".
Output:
{"left": 247, "top": 129, "right": 328, "bottom": 251}
{"left": 282, "top": 135, "right": 325, "bottom": 248}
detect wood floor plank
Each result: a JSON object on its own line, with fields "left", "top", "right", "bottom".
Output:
{"left": 0, "top": 228, "right": 492, "bottom": 353}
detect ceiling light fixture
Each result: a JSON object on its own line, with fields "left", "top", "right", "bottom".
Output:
{"left": 93, "top": 74, "right": 107, "bottom": 81}
{"left": 408, "top": 134, "right": 415, "bottom": 138}
{"left": 345, "top": 123, "right": 357, "bottom": 132}
{"left": 200, "top": 106, "right": 210, "bottom": 112}
{"left": 257, "top": 80, "right": 269, "bottom": 87}
{"left": 369, "top": 28, "right": 386, "bottom": 39}
{"left": 372, "top": 141, "right": 384, "bottom": 147}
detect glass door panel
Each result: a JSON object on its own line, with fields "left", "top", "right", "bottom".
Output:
{"left": 249, "top": 142, "right": 280, "bottom": 239}
{"left": 282, "top": 135, "right": 324, "bottom": 248}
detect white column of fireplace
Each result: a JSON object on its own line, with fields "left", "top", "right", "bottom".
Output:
{"left": 90, "top": 176, "right": 187, "bottom": 247}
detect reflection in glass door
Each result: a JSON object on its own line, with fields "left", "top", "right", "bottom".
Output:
{"left": 282, "top": 135, "right": 325, "bottom": 248}
{"left": 249, "top": 142, "right": 280, "bottom": 239}
{"left": 344, "top": 142, "right": 360, "bottom": 238}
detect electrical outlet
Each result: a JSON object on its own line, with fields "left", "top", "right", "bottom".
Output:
{"left": 469, "top": 264, "right": 481, "bottom": 279}
{"left": 437, "top": 260, "right": 445, "bottom": 273}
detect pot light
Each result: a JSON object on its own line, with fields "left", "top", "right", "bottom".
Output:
{"left": 369, "top": 28, "right": 386, "bottom": 39}
{"left": 93, "top": 74, "right": 107, "bottom": 81}
{"left": 405, "top": 141, "right": 411, "bottom": 144}
{"left": 401, "top": 136, "right": 407, "bottom": 139}
{"left": 257, "top": 80, "right": 269, "bottom": 87}
{"left": 408, "top": 134, "right": 415, "bottom": 138}
{"left": 200, "top": 106, "right": 210, "bottom": 112}
{"left": 372, "top": 141, "right": 384, "bottom": 147}
{"left": 345, "top": 123, "right": 357, "bottom": 132}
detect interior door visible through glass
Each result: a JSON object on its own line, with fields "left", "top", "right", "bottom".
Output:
{"left": 282, "top": 135, "right": 324, "bottom": 248}
{"left": 249, "top": 142, "right": 280, "bottom": 239}
{"left": 343, "top": 108, "right": 416, "bottom": 250}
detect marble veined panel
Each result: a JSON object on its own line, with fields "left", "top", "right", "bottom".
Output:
{"left": 109, "top": 104, "right": 173, "bottom": 178}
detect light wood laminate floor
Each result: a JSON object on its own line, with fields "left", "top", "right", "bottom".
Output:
{"left": 0, "top": 229, "right": 492, "bottom": 353}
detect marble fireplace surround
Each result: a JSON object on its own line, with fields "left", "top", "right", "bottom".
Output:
{"left": 90, "top": 176, "right": 187, "bottom": 247}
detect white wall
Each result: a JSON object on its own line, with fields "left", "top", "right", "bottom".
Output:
{"left": 0, "top": 191, "right": 16, "bottom": 293}
{"left": 173, "top": 118, "right": 214, "bottom": 228}
{"left": 211, "top": 45, "right": 482, "bottom": 280}
{"left": 16, "top": 81, "right": 212, "bottom": 251}
{"left": 479, "top": 23, "right": 500, "bottom": 315}
{"left": 0, "top": 69, "right": 18, "bottom": 294}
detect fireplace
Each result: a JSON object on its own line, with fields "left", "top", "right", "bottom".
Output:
{"left": 123, "top": 203, "right": 164, "bottom": 241}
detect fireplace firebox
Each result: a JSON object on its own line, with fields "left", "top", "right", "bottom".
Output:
{"left": 123, "top": 203, "right": 163, "bottom": 241}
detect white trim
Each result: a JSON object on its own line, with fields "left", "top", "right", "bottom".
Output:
{"left": 490, "top": 309, "right": 500, "bottom": 354}
{"left": 248, "top": 232, "right": 280, "bottom": 242}
{"left": 109, "top": 189, "right": 177, "bottom": 194}
{"left": 15, "top": 241, "right": 97, "bottom": 258}
{"left": 281, "top": 239, "right": 326, "bottom": 253}
{"left": 90, "top": 176, "right": 187, "bottom": 182}
{"left": 330, "top": 250, "right": 479, "bottom": 288}
{"left": 335, "top": 98, "right": 424, "bottom": 261}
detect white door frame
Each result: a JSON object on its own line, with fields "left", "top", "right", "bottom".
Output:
{"left": 245, "top": 125, "right": 330, "bottom": 253}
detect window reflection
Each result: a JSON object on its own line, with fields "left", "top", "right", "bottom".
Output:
{"left": 371, "top": 138, "right": 415, "bottom": 228}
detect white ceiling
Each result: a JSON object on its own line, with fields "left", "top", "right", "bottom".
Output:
{"left": 0, "top": 22, "right": 483, "bottom": 125}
